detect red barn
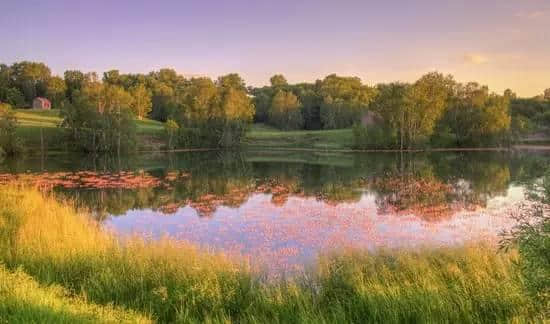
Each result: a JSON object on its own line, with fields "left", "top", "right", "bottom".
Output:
{"left": 32, "top": 97, "right": 51, "bottom": 110}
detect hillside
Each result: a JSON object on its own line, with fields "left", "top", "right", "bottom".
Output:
{"left": 14, "top": 109, "right": 164, "bottom": 152}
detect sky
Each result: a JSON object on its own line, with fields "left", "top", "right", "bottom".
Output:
{"left": 1, "top": 0, "right": 549, "bottom": 97}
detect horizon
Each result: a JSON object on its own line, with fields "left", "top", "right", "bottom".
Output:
{"left": 2, "top": 0, "right": 549, "bottom": 97}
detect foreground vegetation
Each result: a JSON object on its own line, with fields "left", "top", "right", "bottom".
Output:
{"left": 0, "top": 185, "right": 547, "bottom": 323}
{"left": 0, "top": 265, "right": 151, "bottom": 323}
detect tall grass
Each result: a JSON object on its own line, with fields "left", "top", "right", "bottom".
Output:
{"left": 0, "top": 185, "right": 543, "bottom": 323}
{"left": 0, "top": 265, "right": 151, "bottom": 323}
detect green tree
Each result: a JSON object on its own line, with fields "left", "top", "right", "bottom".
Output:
{"left": 164, "top": 119, "right": 179, "bottom": 149}
{"left": 61, "top": 83, "right": 136, "bottom": 153}
{"left": 0, "top": 103, "right": 23, "bottom": 155}
{"left": 370, "top": 82, "right": 409, "bottom": 149}
{"left": 129, "top": 83, "right": 152, "bottom": 119}
{"left": 403, "top": 72, "right": 454, "bottom": 147}
{"left": 0, "top": 64, "right": 11, "bottom": 103}
{"left": 504, "top": 88, "right": 517, "bottom": 100}
{"left": 45, "top": 76, "right": 67, "bottom": 108}
{"left": 218, "top": 73, "right": 247, "bottom": 92}
{"left": 4, "top": 88, "right": 25, "bottom": 107}
{"left": 251, "top": 87, "right": 273, "bottom": 123}
{"left": 439, "top": 82, "right": 511, "bottom": 146}
{"left": 218, "top": 86, "right": 255, "bottom": 147}
{"left": 9, "top": 61, "right": 52, "bottom": 105}
{"left": 270, "top": 74, "right": 288, "bottom": 88}
{"left": 103, "top": 70, "right": 122, "bottom": 86}
{"left": 148, "top": 68, "right": 183, "bottom": 121}
{"left": 64, "top": 70, "right": 88, "bottom": 102}
{"left": 269, "top": 90, "right": 303, "bottom": 130}
{"left": 318, "top": 74, "right": 377, "bottom": 129}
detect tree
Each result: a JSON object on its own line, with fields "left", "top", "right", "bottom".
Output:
{"left": 318, "top": 74, "right": 377, "bottom": 129}
{"left": 0, "top": 103, "right": 22, "bottom": 155}
{"left": 504, "top": 88, "right": 517, "bottom": 100}
{"left": 178, "top": 77, "right": 220, "bottom": 125}
{"left": 103, "top": 70, "right": 121, "bottom": 86}
{"left": 46, "top": 76, "right": 67, "bottom": 108}
{"left": 64, "top": 70, "right": 88, "bottom": 102}
{"left": 270, "top": 74, "right": 288, "bottom": 88}
{"left": 4, "top": 87, "right": 25, "bottom": 107}
{"left": 9, "top": 61, "right": 51, "bottom": 105}
{"left": 251, "top": 87, "right": 273, "bottom": 123}
{"left": 164, "top": 119, "right": 179, "bottom": 150}
{"left": 269, "top": 90, "right": 303, "bottom": 130}
{"left": 218, "top": 73, "right": 247, "bottom": 92}
{"left": 61, "top": 82, "right": 136, "bottom": 153}
{"left": 129, "top": 83, "right": 152, "bottom": 119}
{"left": 0, "top": 64, "right": 11, "bottom": 103}
{"left": 403, "top": 72, "right": 454, "bottom": 147}
{"left": 370, "top": 82, "right": 409, "bottom": 149}
{"left": 218, "top": 87, "right": 255, "bottom": 147}
{"left": 544, "top": 88, "right": 550, "bottom": 101}
{"left": 439, "top": 82, "right": 511, "bottom": 146}
{"left": 173, "top": 75, "right": 254, "bottom": 148}
{"left": 148, "top": 68, "right": 183, "bottom": 122}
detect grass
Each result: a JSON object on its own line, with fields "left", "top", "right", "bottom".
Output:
{"left": 0, "top": 265, "right": 151, "bottom": 323}
{"left": 0, "top": 185, "right": 544, "bottom": 323}
{"left": 13, "top": 109, "right": 165, "bottom": 152}
{"left": 245, "top": 123, "right": 354, "bottom": 151}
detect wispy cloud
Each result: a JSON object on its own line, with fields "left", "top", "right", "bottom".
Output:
{"left": 515, "top": 10, "right": 549, "bottom": 19}
{"left": 463, "top": 53, "right": 489, "bottom": 65}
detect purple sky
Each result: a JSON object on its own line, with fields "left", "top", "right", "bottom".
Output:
{"left": 2, "top": 0, "right": 549, "bottom": 96}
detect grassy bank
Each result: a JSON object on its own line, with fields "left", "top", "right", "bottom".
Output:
{"left": 0, "top": 186, "right": 543, "bottom": 323}
{"left": 0, "top": 265, "right": 151, "bottom": 323}
{"left": 14, "top": 109, "right": 165, "bottom": 152}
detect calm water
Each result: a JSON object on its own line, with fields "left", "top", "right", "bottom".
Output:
{"left": 2, "top": 150, "right": 548, "bottom": 273}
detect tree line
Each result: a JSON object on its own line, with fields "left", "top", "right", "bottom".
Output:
{"left": 1, "top": 61, "right": 549, "bottom": 155}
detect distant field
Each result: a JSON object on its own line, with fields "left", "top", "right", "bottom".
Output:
{"left": 13, "top": 109, "right": 164, "bottom": 152}
{"left": 245, "top": 123, "right": 354, "bottom": 150}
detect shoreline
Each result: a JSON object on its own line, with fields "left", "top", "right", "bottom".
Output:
{"left": 14, "top": 144, "right": 550, "bottom": 156}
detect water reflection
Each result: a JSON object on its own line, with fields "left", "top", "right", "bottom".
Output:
{"left": 1, "top": 150, "right": 548, "bottom": 273}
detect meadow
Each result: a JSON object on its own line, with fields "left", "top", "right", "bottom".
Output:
{"left": 245, "top": 123, "right": 354, "bottom": 151}
{"left": 13, "top": 109, "right": 165, "bottom": 152}
{"left": 0, "top": 185, "right": 545, "bottom": 323}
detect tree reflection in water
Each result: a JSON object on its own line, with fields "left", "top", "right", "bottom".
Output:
{"left": 1, "top": 151, "right": 548, "bottom": 222}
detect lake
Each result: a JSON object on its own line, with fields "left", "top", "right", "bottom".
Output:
{"left": 2, "top": 150, "right": 548, "bottom": 274}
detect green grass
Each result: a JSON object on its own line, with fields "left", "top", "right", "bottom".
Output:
{"left": 12, "top": 109, "right": 165, "bottom": 152}
{"left": 135, "top": 118, "right": 164, "bottom": 135}
{"left": 0, "top": 185, "right": 544, "bottom": 323}
{"left": 245, "top": 123, "right": 354, "bottom": 150}
{"left": 0, "top": 265, "right": 151, "bottom": 323}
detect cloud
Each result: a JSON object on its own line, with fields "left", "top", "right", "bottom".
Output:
{"left": 463, "top": 53, "right": 489, "bottom": 65}
{"left": 515, "top": 10, "right": 548, "bottom": 19}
